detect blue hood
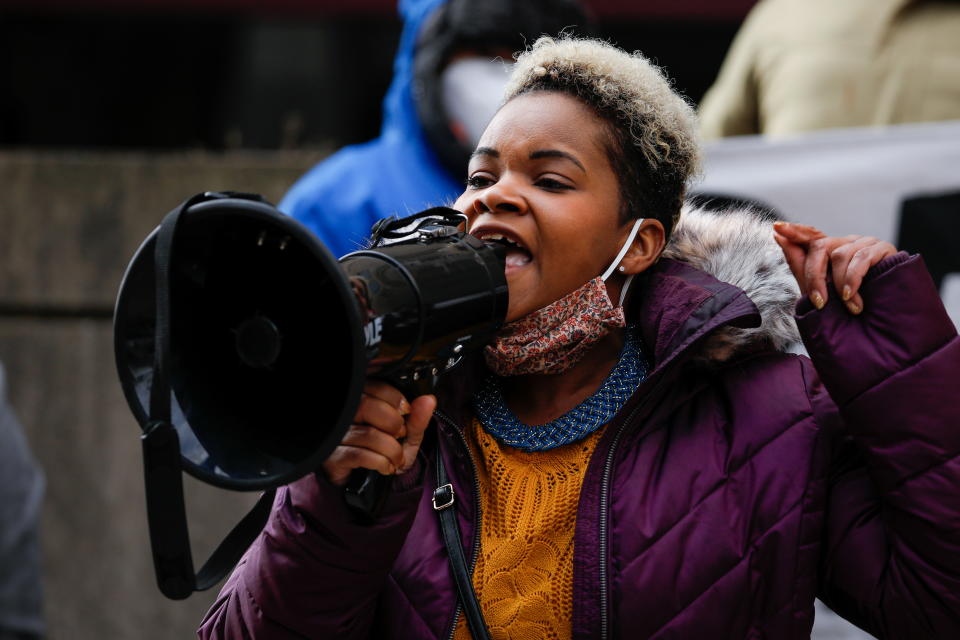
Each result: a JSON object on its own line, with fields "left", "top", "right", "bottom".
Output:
{"left": 381, "top": 0, "right": 448, "bottom": 146}
{"left": 280, "top": 0, "right": 463, "bottom": 258}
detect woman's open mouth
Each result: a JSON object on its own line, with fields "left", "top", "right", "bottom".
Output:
{"left": 473, "top": 230, "right": 533, "bottom": 274}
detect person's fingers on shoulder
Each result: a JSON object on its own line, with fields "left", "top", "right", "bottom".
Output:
{"left": 828, "top": 236, "right": 871, "bottom": 313}
{"left": 340, "top": 424, "right": 405, "bottom": 470}
{"left": 830, "top": 236, "right": 875, "bottom": 306}
{"left": 773, "top": 229, "right": 808, "bottom": 294}
{"left": 773, "top": 221, "right": 827, "bottom": 244}
{"left": 363, "top": 380, "right": 411, "bottom": 416}
{"left": 837, "top": 239, "right": 898, "bottom": 315}
{"left": 322, "top": 445, "right": 396, "bottom": 486}
{"left": 802, "top": 236, "right": 837, "bottom": 310}
{"left": 355, "top": 393, "right": 407, "bottom": 438}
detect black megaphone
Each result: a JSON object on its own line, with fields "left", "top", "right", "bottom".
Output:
{"left": 113, "top": 191, "right": 507, "bottom": 599}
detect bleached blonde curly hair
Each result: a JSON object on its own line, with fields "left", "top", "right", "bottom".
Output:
{"left": 504, "top": 36, "right": 701, "bottom": 238}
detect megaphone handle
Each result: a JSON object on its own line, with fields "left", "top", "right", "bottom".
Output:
{"left": 343, "top": 373, "right": 437, "bottom": 522}
{"left": 343, "top": 468, "right": 392, "bottom": 522}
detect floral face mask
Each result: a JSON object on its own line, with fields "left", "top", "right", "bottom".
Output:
{"left": 484, "top": 218, "right": 645, "bottom": 376}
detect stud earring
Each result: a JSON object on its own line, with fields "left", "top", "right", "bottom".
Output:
{"left": 618, "top": 265, "right": 626, "bottom": 272}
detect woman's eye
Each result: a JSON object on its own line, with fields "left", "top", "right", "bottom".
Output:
{"left": 536, "top": 177, "right": 573, "bottom": 191}
{"left": 466, "top": 174, "right": 494, "bottom": 189}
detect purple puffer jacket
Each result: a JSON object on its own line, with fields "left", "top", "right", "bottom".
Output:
{"left": 198, "top": 209, "right": 960, "bottom": 639}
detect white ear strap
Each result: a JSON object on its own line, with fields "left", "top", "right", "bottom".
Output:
{"left": 618, "top": 274, "right": 635, "bottom": 307}
{"left": 601, "top": 217, "right": 645, "bottom": 282}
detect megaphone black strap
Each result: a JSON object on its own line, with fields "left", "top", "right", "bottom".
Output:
{"left": 150, "top": 191, "right": 267, "bottom": 421}
{"left": 435, "top": 447, "right": 491, "bottom": 640}
{"left": 144, "top": 192, "right": 275, "bottom": 599}
{"left": 142, "top": 418, "right": 276, "bottom": 599}
{"left": 149, "top": 198, "right": 189, "bottom": 423}
{"left": 194, "top": 488, "right": 276, "bottom": 591}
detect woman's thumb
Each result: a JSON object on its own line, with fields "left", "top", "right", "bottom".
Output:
{"left": 403, "top": 394, "right": 437, "bottom": 450}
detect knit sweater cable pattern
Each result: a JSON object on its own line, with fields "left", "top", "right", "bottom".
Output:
{"left": 453, "top": 418, "right": 605, "bottom": 640}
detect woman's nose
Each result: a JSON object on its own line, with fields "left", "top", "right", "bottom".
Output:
{"left": 475, "top": 180, "right": 526, "bottom": 216}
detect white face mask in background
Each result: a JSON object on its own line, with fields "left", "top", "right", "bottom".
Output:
{"left": 441, "top": 56, "right": 512, "bottom": 148}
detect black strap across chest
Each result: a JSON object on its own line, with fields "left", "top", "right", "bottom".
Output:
{"left": 433, "top": 447, "right": 491, "bottom": 640}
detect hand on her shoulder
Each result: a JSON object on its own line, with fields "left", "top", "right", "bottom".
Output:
{"left": 773, "top": 221, "right": 897, "bottom": 315}
{"left": 321, "top": 380, "right": 436, "bottom": 486}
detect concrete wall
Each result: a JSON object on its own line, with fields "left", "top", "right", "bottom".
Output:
{"left": 0, "top": 151, "right": 321, "bottom": 639}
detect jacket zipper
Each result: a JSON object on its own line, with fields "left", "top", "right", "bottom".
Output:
{"left": 434, "top": 363, "right": 673, "bottom": 639}
{"left": 435, "top": 409, "right": 483, "bottom": 640}
{"left": 598, "top": 419, "right": 629, "bottom": 640}
{"left": 598, "top": 377, "right": 666, "bottom": 640}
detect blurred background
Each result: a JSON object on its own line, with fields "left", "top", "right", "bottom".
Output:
{"left": 0, "top": 0, "right": 746, "bottom": 151}
{"left": 1, "top": 0, "right": 957, "bottom": 638}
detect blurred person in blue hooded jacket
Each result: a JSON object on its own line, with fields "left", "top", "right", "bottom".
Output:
{"left": 279, "top": 0, "right": 590, "bottom": 257}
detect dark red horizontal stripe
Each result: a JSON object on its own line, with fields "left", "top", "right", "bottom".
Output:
{"left": 0, "top": 0, "right": 757, "bottom": 20}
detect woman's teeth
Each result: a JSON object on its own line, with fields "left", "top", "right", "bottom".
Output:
{"left": 484, "top": 233, "right": 520, "bottom": 246}
{"left": 505, "top": 250, "right": 532, "bottom": 268}
{"left": 478, "top": 232, "right": 532, "bottom": 269}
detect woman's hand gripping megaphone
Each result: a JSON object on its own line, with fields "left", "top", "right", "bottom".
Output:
{"left": 322, "top": 380, "right": 436, "bottom": 487}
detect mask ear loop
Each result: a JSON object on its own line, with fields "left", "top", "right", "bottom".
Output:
{"left": 601, "top": 218, "right": 645, "bottom": 307}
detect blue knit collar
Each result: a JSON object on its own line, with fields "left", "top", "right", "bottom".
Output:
{"left": 473, "top": 329, "right": 647, "bottom": 452}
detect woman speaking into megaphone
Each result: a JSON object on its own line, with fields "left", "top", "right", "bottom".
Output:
{"left": 199, "top": 37, "right": 960, "bottom": 640}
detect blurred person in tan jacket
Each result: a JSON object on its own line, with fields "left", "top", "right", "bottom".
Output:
{"left": 699, "top": 0, "right": 960, "bottom": 139}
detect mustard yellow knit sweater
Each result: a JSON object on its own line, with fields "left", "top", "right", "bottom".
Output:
{"left": 453, "top": 419, "right": 605, "bottom": 640}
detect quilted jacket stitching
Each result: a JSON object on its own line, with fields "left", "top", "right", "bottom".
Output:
{"left": 891, "top": 451, "right": 960, "bottom": 495}
{"left": 381, "top": 574, "right": 439, "bottom": 638}
{"left": 622, "top": 410, "right": 813, "bottom": 565}
{"left": 834, "top": 333, "right": 958, "bottom": 410}
{"left": 642, "top": 494, "right": 807, "bottom": 638}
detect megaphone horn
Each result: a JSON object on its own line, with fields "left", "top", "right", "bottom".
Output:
{"left": 113, "top": 192, "right": 507, "bottom": 598}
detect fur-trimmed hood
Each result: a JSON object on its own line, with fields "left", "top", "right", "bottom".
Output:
{"left": 661, "top": 204, "right": 802, "bottom": 362}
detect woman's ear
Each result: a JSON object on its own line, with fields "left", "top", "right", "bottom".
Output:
{"left": 620, "top": 219, "right": 665, "bottom": 274}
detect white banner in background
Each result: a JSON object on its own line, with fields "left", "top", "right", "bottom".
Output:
{"left": 698, "top": 120, "right": 960, "bottom": 327}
